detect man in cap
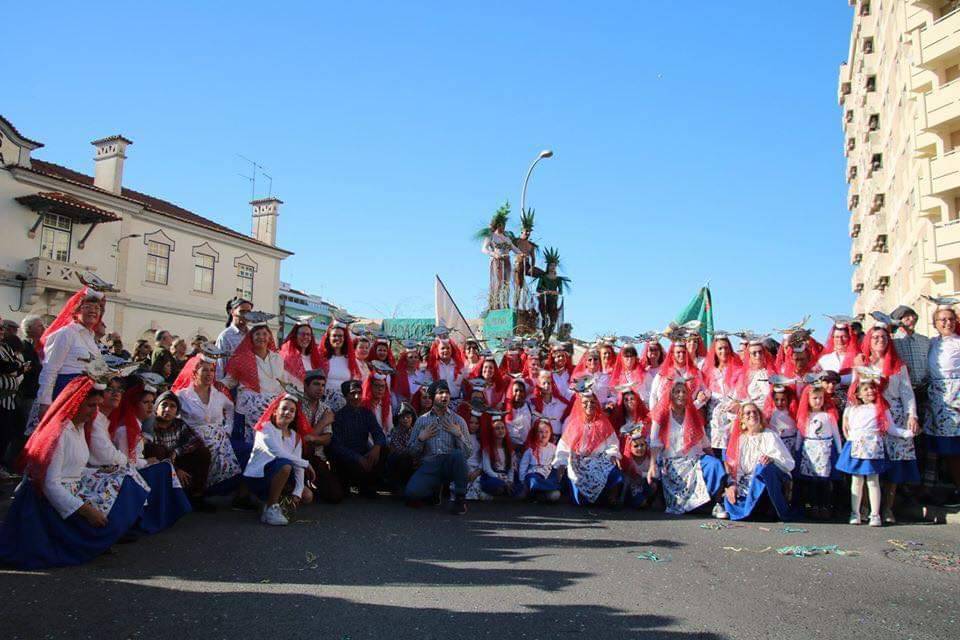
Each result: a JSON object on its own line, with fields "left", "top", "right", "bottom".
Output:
{"left": 891, "top": 304, "right": 933, "bottom": 491}
{"left": 215, "top": 297, "right": 252, "bottom": 379}
{"left": 404, "top": 380, "right": 473, "bottom": 514}
{"left": 329, "top": 379, "right": 388, "bottom": 498}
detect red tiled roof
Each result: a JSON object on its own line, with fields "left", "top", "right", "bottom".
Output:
{"left": 15, "top": 191, "right": 121, "bottom": 224}
{"left": 24, "top": 159, "right": 291, "bottom": 254}
{"left": 0, "top": 115, "right": 44, "bottom": 148}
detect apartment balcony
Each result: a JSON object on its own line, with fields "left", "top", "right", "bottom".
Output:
{"left": 22, "top": 256, "right": 98, "bottom": 308}
{"left": 851, "top": 266, "right": 863, "bottom": 294}
{"left": 917, "top": 7, "right": 960, "bottom": 68}
{"left": 925, "top": 78, "right": 960, "bottom": 130}
{"left": 930, "top": 149, "right": 960, "bottom": 196}
{"left": 934, "top": 219, "right": 960, "bottom": 264}
{"left": 838, "top": 63, "right": 851, "bottom": 104}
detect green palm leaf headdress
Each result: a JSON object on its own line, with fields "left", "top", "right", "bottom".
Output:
{"left": 474, "top": 201, "right": 511, "bottom": 240}
{"left": 519, "top": 208, "right": 535, "bottom": 233}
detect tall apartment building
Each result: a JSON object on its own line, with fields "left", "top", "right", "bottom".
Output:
{"left": 841, "top": 0, "right": 960, "bottom": 331}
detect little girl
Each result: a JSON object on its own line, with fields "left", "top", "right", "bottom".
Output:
{"left": 518, "top": 417, "right": 561, "bottom": 503}
{"left": 837, "top": 369, "right": 916, "bottom": 526}
{"left": 463, "top": 407, "right": 488, "bottom": 501}
{"left": 796, "top": 380, "right": 842, "bottom": 520}
{"left": 479, "top": 413, "right": 516, "bottom": 497}
{"left": 620, "top": 426, "right": 654, "bottom": 508}
{"left": 766, "top": 377, "right": 800, "bottom": 453}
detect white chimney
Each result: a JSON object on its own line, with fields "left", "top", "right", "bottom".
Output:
{"left": 91, "top": 135, "right": 132, "bottom": 194}
{"left": 251, "top": 197, "right": 282, "bottom": 245}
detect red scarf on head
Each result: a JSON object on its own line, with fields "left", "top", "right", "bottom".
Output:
{"left": 392, "top": 351, "right": 419, "bottom": 401}
{"left": 479, "top": 417, "right": 513, "bottom": 471}
{"left": 39, "top": 287, "right": 105, "bottom": 354}
{"left": 762, "top": 384, "right": 798, "bottom": 422}
{"left": 639, "top": 341, "right": 665, "bottom": 373}
{"left": 18, "top": 376, "right": 97, "bottom": 493}
{"left": 561, "top": 394, "right": 616, "bottom": 456}
{"left": 253, "top": 393, "right": 310, "bottom": 442}
{"left": 361, "top": 375, "right": 391, "bottom": 428}
{"left": 319, "top": 326, "right": 362, "bottom": 380}
{"left": 498, "top": 351, "right": 525, "bottom": 378}
{"left": 725, "top": 409, "right": 768, "bottom": 478}
{"left": 734, "top": 348, "right": 778, "bottom": 400}
{"left": 658, "top": 343, "right": 700, "bottom": 383}
{"left": 845, "top": 374, "right": 891, "bottom": 434}
{"left": 822, "top": 326, "right": 858, "bottom": 374}
{"left": 796, "top": 385, "right": 839, "bottom": 439}
{"left": 859, "top": 327, "right": 904, "bottom": 378}
{"left": 427, "top": 338, "right": 465, "bottom": 383}
{"left": 225, "top": 328, "right": 278, "bottom": 393}
{"left": 611, "top": 389, "right": 650, "bottom": 437}
{"left": 172, "top": 354, "right": 229, "bottom": 395}
{"left": 504, "top": 379, "right": 529, "bottom": 423}
{"left": 108, "top": 383, "right": 146, "bottom": 462}
{"left": 650, "top": 383, "right": 705, "bottom": 456}
{"left": 524, "top": 418, "right": 553, "bottom": 464}
{"left": 701, "top": 339, "right": 743, "bottom": 392}
{"left": 280, "top": 324, "right": 324, "bottom": 382}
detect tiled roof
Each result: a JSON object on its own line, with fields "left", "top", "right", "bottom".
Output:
{"left": 15, "top": 191, "right": 121, "bottom": 224}
{"left": 24, "top": 159, "right": 291, "bottom": 254}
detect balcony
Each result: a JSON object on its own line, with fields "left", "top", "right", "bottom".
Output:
{"left": 934, "top": 219, "right": 960, "bottom": 264}
{"left": 925, "top": 78, "right": 960, "bottom": 130}
{"left": 917, "top": 8, "right": 960, "bottom": 68}
{"left": 23, "top": 256, "right": 98, "bottom": 308}
{"left": 930, "top": 149, "right": 960, "bottom": 196}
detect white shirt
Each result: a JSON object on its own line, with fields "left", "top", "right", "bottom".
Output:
{"left": 552, "top": 430, "right": 620, "bottom": 467}
{"left": 482, "top": 447, "right": 513, "bottom": 478}
{"left": 552, "top": 370, "right": 572, "bottom": 401}
{"left": 243, "top": 422, "right": 309, "bottom": 497}
{"left": 43, "top": 420, "right": 90, "bottom": 518}
{"left": 506, "top": 402, "right": 533, "bottom": 446}
{"left": 650, "top": 414, "right": 708, "bottom": 459}
{"left": 738, "top": 368, "right": 771, "bottom": 404}
{"left": 843, "top": 404, "right": 912, "bottom": 440}
{"left": 817, "top": 351, "right": 853, "bottom": 386}
{"left": 879, "top": 367, "right": 917, "bottom": 418}
{"left": 37, "top": 323, "right": 101, "bottom": 404}
{"left": 87, "top": 412, "right": 129, "bottom": 467}
{"left": 732, "top": 431, "right": 796, "bottom": 481}
{"left": 437, "top": 360, "right": 463, "bottom": 398}
{"left": 637, "top": 366, "right": 658, "bottom": 406}
{"left": 800, "top": 412, "right": 843, "bottom": 451}
{"left": 215, "top": 324, "right": 247, "bottom": 379}
{"left": 326, "top": 355, "right": 352, "bottom": 394}
{"left": 929, "top": 334, "right": 960, "bottom": 379}
{"left": 113, "top": 422, "right": 148, "bottom": 469}
{"left": 176, "top": 385, "right": 236, "bottom": 429}
{"left": 540, "top": 396, "right": 568, "bottom": 435}
{"left": 519, "top": 443, "right": 556, "bottom": 479}
{"left": 302, "top": 355, "right": 313, "bottom": 376}
{"left": 768, "top": 409, "right": 798, "bottom": 442}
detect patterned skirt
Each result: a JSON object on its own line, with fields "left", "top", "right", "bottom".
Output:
{"left": 567, "top": 454, "right": 619, "bottom": 505}
{"left": 924, "top": 377, "right": 960, "bottom": 440}
{"left": 659, "top": 453, "right": 725, "bottom": 515}
{"left": 195, "top": 422, "right": 243, "bottom": 488}
{"left": 236, "top": 389, "right": 274, "bottom": 442}
{"left": 883, "top": 398, "right": 919, "bottom": 484}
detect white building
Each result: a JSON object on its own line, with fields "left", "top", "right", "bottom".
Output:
{"left": 0, "top": 114, "right": 292, "bottom": 344}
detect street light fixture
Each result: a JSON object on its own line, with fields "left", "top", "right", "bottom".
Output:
{"left": 520, "top": 149, "right": 553, "bottom": 218}
{"left": 113, "top": 233, "right": 142, "bottom": 288}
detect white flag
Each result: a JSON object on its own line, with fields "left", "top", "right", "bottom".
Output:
{"left": 434, "top": 275, "right": 476, "bottom": 344}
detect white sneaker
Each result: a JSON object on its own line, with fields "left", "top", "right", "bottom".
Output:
{"left": 712, "top": 504, "right": 729, "bottom": 520}
{"left": 260, "top": 504, "right": 289, "bottom": 526}
{"left": 848, "top": 513, "right": 862, "bottom": 525}
{"left": 868, "top": 515, "right": 883, "bottom": 527}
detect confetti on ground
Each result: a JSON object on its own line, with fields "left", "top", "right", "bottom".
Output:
{"left": 887, "top": 539, "right": 923, "bottom": 550}
{"left": 259, "top": 579, "right": 271, "bottom": 583}
{"left": 635, "top": 550, "right": 672, "bottom": 563}
{"left": 294, "top": 519, "right": 316, "bottom": 524}
{"left": 776, "top": 545, "right": 858, "bottom": 558}
{"left": 700, "top": 521, "right": 746, "bottom": 531}
{"left": 757, "top": 526, "right": 771, "bottom": 532}
{"left": 779, "top": 527, "right": 809, "bottom": 534}
{"left": 723, "top": 546, "right": 772, "bottom": 554}
{"left": 885, "top": 548, "right": 960, "bottom": 573}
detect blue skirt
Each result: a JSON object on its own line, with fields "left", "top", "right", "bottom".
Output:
{"left": 136, "top": 463, "right": 192, "bottom": 534}
{"left": 724, "top": 463, "right": 791, "bottom": 521}
{"left": 244, "top": 458, "right": 294, "bottom": 501}
{"left": 52, "top": 373, "right": 82, "bottom": 402}
{"left": 927, "top": 435, "right": 960, "bottom": 455}
{"left": 0, "top": 478, "right": 148, "bottom": 570}
{"left": 836, "top": 442, "right": 889, "bottom": 476}
{"left": 700, "top": 454, "right": 726, "bottom": 496}
{"left": 480, "top": 474, "right": 516, "bottom": 496}
{"left": 568, "top": 467, "right": 623, "bottom": 506}
{"left": 882, "top": 459, "right": 920, "bottom": 484}
{"left": 524, "top": 471, "right": 562, "bottom": 493}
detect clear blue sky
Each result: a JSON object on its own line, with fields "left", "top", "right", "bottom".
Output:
{"left": 5, "top": 1, "right": 855, "bottom": 341}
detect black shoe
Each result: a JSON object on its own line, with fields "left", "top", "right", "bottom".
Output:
{"left": 943, "top": 490, "right": 960, "bottom": 508}
{"left": 191, "top": 497, "right": 217, "bottom": 513}
{"left": 450, "top": 497, "right": 467, "bottom": 515}
{"left": 230, "top": 494, "right": 259, "bottom": 511}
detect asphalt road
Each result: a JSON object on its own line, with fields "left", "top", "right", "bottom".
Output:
{"left": 1, "top": 496, "right": 958, "bottom": 640}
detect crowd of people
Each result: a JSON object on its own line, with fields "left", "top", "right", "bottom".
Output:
{"left": 1, "top": 283, "right": 959, "bottom": 570}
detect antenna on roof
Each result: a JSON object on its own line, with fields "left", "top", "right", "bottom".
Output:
{"left": 236, "top": 154, "right": 272, "bottom": 200}
{"left": 261, "top": 171, "right": 274, "bottom": 197}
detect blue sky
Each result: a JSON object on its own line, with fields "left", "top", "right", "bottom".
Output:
{"left": 5, "top": 1, "right": 855, "bottom": 340}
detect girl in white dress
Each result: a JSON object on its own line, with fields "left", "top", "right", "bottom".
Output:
{"left": 519, "top": 417, "right": 561, "bottom": 502}
{"left": 795, "top": 381, "right": 842, "bottom": 519}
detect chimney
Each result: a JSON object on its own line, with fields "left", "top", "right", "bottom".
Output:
{"left": 91, "top": 135, "right": 132, "bottom": 194}
{"left": 250, "top": 197, "right": 282, "bottom": 245}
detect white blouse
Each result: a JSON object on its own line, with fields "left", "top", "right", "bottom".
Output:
{"left": 929, "top": 334, "right": 960, "bottom": 379}
{"left": 552, "top": 430, "right": 620, "bottom": 467}
{"left": 519, "top": 443, "right": 556, "bottom": 479}
{"left": 732, "top": 430, "right": 796, "bottom": 481}
{"left": 436, "top": 360, "right": 463, "bottom": 399}
{"left": 648, "top": 370, "right": 706, "bottom": 413}
{"left": 540, "top": 396, "right": 568, "bottom": 435}
{"left": 843, "top": 404, "right": 912, "bottom": 440}
{"left": 768, "top": 409, "right": 798, "bottom": 442}
{"left": 243, "top": 422, "right": 308, "bottom": 497}
{"left": 87, "top": 412, "right": 129, "bottom": 467}
{"left": 176, "top": 385, "right": 235, "bottom": 429}
{"left": 43, "top": 420, "right": 89, "bottom": 518}
{"left": 506, "top": 402, "right": 533, "bottom": 446}
{"left": 738, "top": 368, "right": 771, "bottom": 404}
{"left": 326, "top": 355, "right": 352, "bottom": 394}
{"left": 817, "top": 352, "right": 853, "bottom": 386}
{"left": 801, "top": 412, "right": 843, "bottom": 451}
{"left": 37, "top": 323, "right": 101, "bottom": 404}
{"left": 637, "top": 367, "right": 658, "bottom": 405}
{"left": 879, "top": 367, "right": 917, "bottom": 418}
{"left": 112, "top": 423, "right": 148, "bottom": 469}
{"left": 222, "top": 351, "right": 296, "bottom": 396}
{"left": 650, "top": 414, "right": 708, "bottom": 459}
{"left": 552, "top": 370, "right": 572, "bottom": 401}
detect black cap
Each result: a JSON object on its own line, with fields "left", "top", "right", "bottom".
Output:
{"left": 890, "top": 305, "right": 917, "bottom": 321}
{"left": 428, "top": 379, "right": 450, "bottom": 398}
{"left": 341, "top": 379, "right": 362, "bottom": 396}
{"left": 822, "top": 370, "right": 841, "bottom": 384}
{"left": 304, "top": 369, "right": 327, "bottom": 385}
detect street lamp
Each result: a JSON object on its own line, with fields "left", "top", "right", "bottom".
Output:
{"left": 520, "top": 149, "right": 553, "bottom": 218}
{"left": 113, "top": 233, "right": 142, "bottom": 288}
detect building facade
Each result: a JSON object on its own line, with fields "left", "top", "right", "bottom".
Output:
{"left": 841, "top": 0, "right": 960, "bottom": 331}
{"left": 277, "top": 282, "right": 345, "bottom": 338}
{"left": 0, "top": 115, "right": 292, "bottom": 345}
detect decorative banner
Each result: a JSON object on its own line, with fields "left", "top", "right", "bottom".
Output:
{"left": 381, "top": 318, "right": 435, "bottom": 340}
{"left": 435, "top": 275, "right": 477, "bottom": 343}
{"left": 675, "top": 285, "right": 714, "bottom": 347}
{"left": 483, "top": 308, "right": 516, "bottom": 340}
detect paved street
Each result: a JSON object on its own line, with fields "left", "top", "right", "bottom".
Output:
{"left": 1, "top": 497, "right": 958, "bottom": 640}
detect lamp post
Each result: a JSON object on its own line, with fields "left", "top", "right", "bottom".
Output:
{"left": 113, "top": 233, "right": 141, "bottom": 289}
{"left": 520, "top": 149, "right": 553, "bottom": 217}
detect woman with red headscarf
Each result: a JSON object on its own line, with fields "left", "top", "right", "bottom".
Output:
{"left": 647, "top": 374, "right": 726, "bottom": 516}
{"left": 243, "top": 391, "right": 315, "bottom": 526}
{"left": 856, "top": 320, "right": 920, "bottom": 523}
{"left": 392, "top": 341, "right": 426, "bottom": 408}
{"left": 620, "top": 425, "right": 655, "bottom": 508}
{"left": 279, "top": 322, "right": 324, "bottom": 384}
{"left": 319, "top": 321, "right": 362, "bottom": 412}
{"left": 636, "top": 338, "right": 665, "bottom": 406}
{"left": 572, "top": 346, "right": 612, "bottom": 408}
{"left": 685, "top": 332, "right": 708, "bottom": 370}
{"left": 610, "top": 383, "right": 649, "bottom": 435}
{"left": 648, "top": 340, "right": 708, "bottom": 412}
{"left": 551, "top": 382, "right": 622, "bottom": 506}
{"left": 547, "top": 343, "right": 575, "bottom": 401}
{"left": 0, "top": 372, "right": 149, "bottom": 569}
{"left": 817, "top": 318, "right": 858, "bottom": 395}
{"left": 702, "top": 332, "right": 743, "bottom": 456}
{"left": 36, "top": 286, "right": 105, "bottom": 414}
{"left": 735, "top": 337, "right": 778, "bottom": 404}
{"left": 722, "top": 401, "right": 796, "bottom": 521}
{"left": 837, "top": 370, "right": 915, "bottom": 526}
{"left": 222, "top": 322, "right": 298, "bottom": 442}
{"left": 362, "top": 372, "right": 393, "bottom": 434}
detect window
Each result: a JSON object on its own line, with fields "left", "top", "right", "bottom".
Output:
{"left": 146, "top": 240, "right": 170, "bottom": 284}
{"left": 39, "top": 214, "right": 72, "bottom": 262}
{"left": 866, "top": 75, "right": 876, "bottom": 92}
{"left": 859, "top": 1, "right": 870, "bottom": 16}
{"left": 194, "top": 253, "right": 215, "bottom": 293}
{"left": 237, "top": 264, "right": 254, "bottom": 300}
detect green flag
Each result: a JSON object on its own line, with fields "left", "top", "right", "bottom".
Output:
{"left": 675, "top": 286, "right": 714, "bottom": 347}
